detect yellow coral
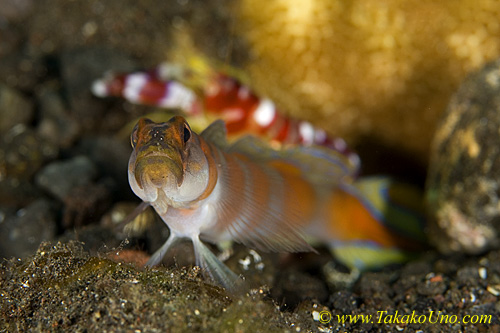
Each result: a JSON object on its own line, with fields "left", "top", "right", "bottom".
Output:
{"left": 234, "top": 0, "right": 500, "bottom": 162}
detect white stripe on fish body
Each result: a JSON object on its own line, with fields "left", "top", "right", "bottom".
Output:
{"left": 298, "top": 121, "right": 315, "bottom": 145}
{"left": 313, "top": 128, "right": 327, "bottom": 144}
{"left": 237, "top": 85, "right": 252, "bottom": 100}
{"left": 199, "top": 143, "right": 318, "bottom": 253}
{"left": 253, "top": 98, "right": 276, "bottom": 127}
{"left": 156, "top": 81, "right": 197, "bottom": 111}
{"left": 220, "top": 157, "right": 285, "bottom": 237}
{"left": 123, "top": 73, "right": 150, "bottom": 103}
{"left": 91, "top": 79, "right": 109, "bottom": 97}
{"left": 114, "top": 71, "right": 197, "bottom": 111}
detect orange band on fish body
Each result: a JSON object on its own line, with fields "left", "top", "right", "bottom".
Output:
{"left": 193, "top": 138, "right": 219, "bottom": 202}
{"left": 325, "top": 187, "right": 423, "bottom": 252}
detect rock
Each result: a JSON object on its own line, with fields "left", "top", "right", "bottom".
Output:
{"left": 0, "top": 25, "right": 22, "bottom": 57}
{"left": 0, "top": 83, "right": 33, "bottom": 132}
{"left": 270, "top": 269, "right": 329, "bottom": 307}
{"left": 456, "top": 266, "right": 481, "bottom": 287}
{"left": 357, "top": 271, "right": 394, "bottom": 299}
{"left": 0, "top": 178, "right": 42, "bottom": 208}
{"left": 0, "top": 50, "right": 47, "bottom": 91}
{"left": 416, "top": 273, "right": 447, "bottom": 296}
{"left": 426, "top": 58, "right": 500, "bottom": 254}
{"left": 36, "top": 82, "right": 80, "bottom": 148}
{"left": 0, "top": 124, "right": 58, "bottom": 180}
{"left": 60, "top": 48, "right": 138, "bottom": 131}
{"left": 77, "top": 136, "right": 132, "bottom": 200}
{"left": 329, "top": 290, "right": 358, "bottom": 314}
{"left": 62, "top": 182, "right": 111, "bottom": 228}
{"left": 0, "top": 0, "right": 33, "bottom": 23}
{"left": 0, "top": 199, "right": 57, "bottom": 260}
{"left": 35, "top": 155, "right": 97, "bottom": 200}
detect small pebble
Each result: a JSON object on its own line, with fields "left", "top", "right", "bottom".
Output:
{"left": 479, "top": 267, "right": 487, "bottom": 279}
{"left": 0, "top": 83, "right": 33, "bottom": 132}
{"left": 0, "top": 199, "right": 56, "bottom": 259}
{"left": 35, "top": 155, "right": 97, "bottom": 200}
{"left": 0, "top": 124, "right": 58, "bottom": 179}
{"left": 36, "top": 84, "right": 80, "bottom": 148}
